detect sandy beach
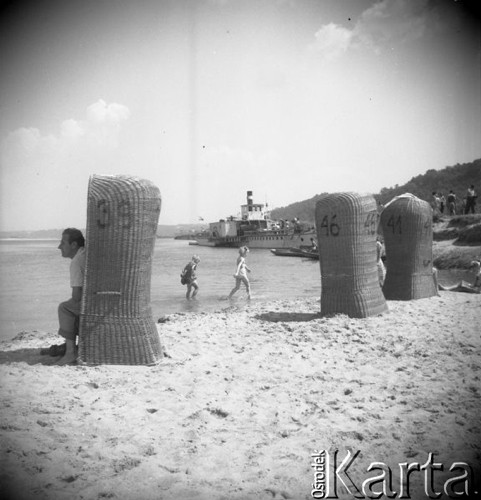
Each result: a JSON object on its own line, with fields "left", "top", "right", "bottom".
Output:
{"left": 0, "top": 291, "right": 480, "bottom": 500}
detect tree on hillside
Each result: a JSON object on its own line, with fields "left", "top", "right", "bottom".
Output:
{"left": 375, "top": 160, "right": 481, "bottom": 207}
{"left": 270, "top": 159, "right": 481, "bottom": 224}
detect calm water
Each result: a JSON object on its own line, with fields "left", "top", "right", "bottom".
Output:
{"left": 0, "top": 239, "right": 470, "bottom": 341}
{"left": 0, "top": 238, "right": 322, "bottom": 340}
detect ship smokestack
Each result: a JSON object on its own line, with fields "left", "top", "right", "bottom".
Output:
{"left": 247, "top": 190, "right": 253, "bottom": 211}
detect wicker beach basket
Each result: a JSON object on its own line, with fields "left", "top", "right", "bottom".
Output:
{"left": 315, "top": 193, "right": 388, "bottom": 318}
{"left": 78, "top": 174, "right": 163, "bottom": 365}
{"left": 380, "top": 194, "right": 437, "bottom": 300}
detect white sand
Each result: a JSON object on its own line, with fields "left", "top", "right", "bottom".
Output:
{"left": 0, "top": 293, "right": 480, "bottom": 500}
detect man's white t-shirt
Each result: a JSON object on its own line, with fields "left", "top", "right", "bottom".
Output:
{"left": 70, "top": 246, "right": 86, "bottom": 287}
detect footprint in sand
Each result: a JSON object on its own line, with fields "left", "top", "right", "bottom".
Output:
{"left": 265, "top": 488, "right": 294, "bottom": 499}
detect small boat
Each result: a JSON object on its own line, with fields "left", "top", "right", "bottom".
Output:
{"left": 270, "top": 248, "right": 299, "bottom": 257}
{"left": 270, "top": 247, "right": 319, "bottom": 259}
{"left": 297, "top": 249, "right": 319, "bottom": 260}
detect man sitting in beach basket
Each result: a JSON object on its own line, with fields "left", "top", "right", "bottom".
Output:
{"left": 40, "top": 228, "right": 86, "bottom": 364}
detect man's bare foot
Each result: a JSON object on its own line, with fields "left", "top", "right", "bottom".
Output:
{"left": 56, "top": 352, "right": 77, "bottom": 365}
{"left": 56, "top": 340, "right": 77, "bottom": 365}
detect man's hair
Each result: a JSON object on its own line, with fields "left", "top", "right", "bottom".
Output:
{"left": 62, "top": 228, "right": 85, "bottom": 247}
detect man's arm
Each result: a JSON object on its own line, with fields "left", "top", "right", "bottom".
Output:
{"left": 71, "top": 286, "right": 82, "bottom": 302}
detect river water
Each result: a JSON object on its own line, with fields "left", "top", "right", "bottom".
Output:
{"left": 0, "top": 238, "right": 322, "bottom": 340}
{"left": 0, "top": 238, "right": 469, "bottom": 341}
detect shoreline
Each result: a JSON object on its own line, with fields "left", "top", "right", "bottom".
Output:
{"left": 1, "top": 294, "right": 480, "bottom": 499}
{"left": 432, "top": 240, "right": 480, "bottom": 269}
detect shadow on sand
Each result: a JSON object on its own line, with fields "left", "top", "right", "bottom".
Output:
{"left": 255, "top": 311, "right": 320, "bottom": 323}
{"left": 0, "top": 348, "right": 61, "bottom": 365}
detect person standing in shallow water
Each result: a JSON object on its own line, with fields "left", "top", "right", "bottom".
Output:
{"left": 56, "top": 228, "right": 86, "bottom": 365}
{"left": 228, "top": 246, "right": 251, "bottom": 300}
{"left": 183, "top": 255, "right": 200, "bottom": 300}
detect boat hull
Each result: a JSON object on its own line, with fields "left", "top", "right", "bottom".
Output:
{"left": 271, "top": 247, "right": 319, "bottom": 259}
{"left": 195, "top": 232, "right": 315, "bottom": 249}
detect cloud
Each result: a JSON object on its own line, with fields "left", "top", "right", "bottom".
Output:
{"left": 61, "top": 119, "right": 85, "bottom": 139}
{"left": 308, "top": 0, "right": 460, "bottom": 62}
{"left": 86, "top": 99, "right": 130, "bottom": 124}
{"left": 1, "top": 127, "right": 58, "bottom": 163}
{"left": 354, "top": 0, "right": 430, "bottom": 49}
{"left": 308, "top": 23, "right": 353, "bottom": 61}
{"left": 1, "top": 99, "right": 130, "bottom": 166}
{"left": 83, "top": 100, "right": 130, "bottom": 149}
{"left": 0, "top": 100, "right": 130, "bottom": 231}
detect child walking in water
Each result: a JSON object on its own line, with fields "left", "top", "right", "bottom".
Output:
{"left": 228, "top": 246, "right": 251, "bottom": 300}
{"left": 182, "top": 255, "right": 200, "bottom": 300}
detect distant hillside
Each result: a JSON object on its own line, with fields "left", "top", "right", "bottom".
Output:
{"left": 3, "top": 161, "right": 479, "bottom": 237}
{"left": 158, "top": 223, "right": 204, "bottom": 238}
{"left": 0, "top": 228, "right": 66, "bottom": 239}
{"left": 375, "top": 159, "right": 481, "bottom": 206}
{"left": 0, "top": 224, "right": 205, "bottom": 240}
{"left": 271, "top": 159, "right": 481, "bottom": 224}
{"left": 270, "top": 195, "right": 327, "bottom": 225}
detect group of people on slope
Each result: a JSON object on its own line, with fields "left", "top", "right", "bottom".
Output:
{"left": 431, "top": 185, "right": 477, "bottom": 216}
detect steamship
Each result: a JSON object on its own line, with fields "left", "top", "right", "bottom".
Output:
{"left": 194, "top": 191, "right": 316, "bottom": 249}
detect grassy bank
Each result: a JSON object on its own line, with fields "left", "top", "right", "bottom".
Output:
{"left": 433, "top": 241, "right": 481, "bottom": 269}
{"left": 432, "top": 214, "right": 481, "bottom": 269}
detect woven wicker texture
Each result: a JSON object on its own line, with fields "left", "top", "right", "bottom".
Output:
{"left": 380, "top": 194, "right": 437, "bottom": 300}
{"left": 79, "top": 174, "right": 163, "bottom": 365}
{"left": 315, "top": 193, "right": 388, "bottom": 318}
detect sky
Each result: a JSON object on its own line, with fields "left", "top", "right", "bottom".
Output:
{"left": 0, "top": 0, "right": 480, "bottom": 231}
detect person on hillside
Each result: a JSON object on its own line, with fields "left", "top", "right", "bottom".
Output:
{"left": 464, "top": 185, "right": 477, "bottom": 214}
{"left": 182, "top": 255, "right": 200, "bottom": 300}
{"left": 228, "top": 246, "right": 251, "bottom": 300}
{"left": 438, "top": 260, "right": 481, "bottom": 294}
{"left": 439, "top": 193, "right": 446, "bottom": 214}
{"left": 431, "top": 192, "right": 440, "bottom": 215}
{"left": 43, "top": 228, "right": 86, "bottom": 365}
{"left": 447, "top": 190, "right": 457, "bottom": 216}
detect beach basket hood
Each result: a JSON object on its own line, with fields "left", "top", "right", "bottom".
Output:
{"left": 315, "top": 192, "right": 388, "bottom": 318}
{"left": 380, "top": 193, "right": 437, "bottom": 300}
{"left": 78, "top": 174, "right": 163, "bottom": 365}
